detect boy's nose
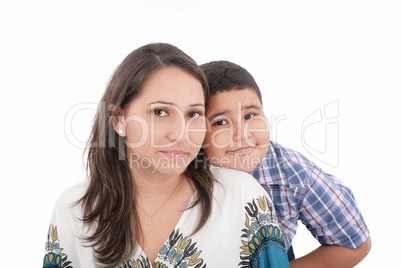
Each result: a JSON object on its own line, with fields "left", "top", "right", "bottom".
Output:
{"left": 233, "top": 123, "right": 251, "bottom": 141}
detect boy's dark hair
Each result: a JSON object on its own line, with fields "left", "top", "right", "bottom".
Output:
{"left": 200, "top": 60, "right": 262, "bottom": 104}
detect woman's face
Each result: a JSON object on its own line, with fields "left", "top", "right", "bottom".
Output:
{"left": 118, "top": 67, "right": 206, "bottom": 178}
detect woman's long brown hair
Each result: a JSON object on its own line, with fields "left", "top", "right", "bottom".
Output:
{"left": 77, "top": 43, "right": 213, "bottom": 267}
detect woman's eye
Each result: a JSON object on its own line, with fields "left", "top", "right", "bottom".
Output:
{"left": 245, "top": 114, "right": 255, "bottom": 120}
{"left": 153, "top": 109, "right": 168, "bottom": 117}
{"left": 189, "top": 111, "right": 201, "bottom": 118}
{"left": 213, "top": 120, "right": 228, "bottom": 126}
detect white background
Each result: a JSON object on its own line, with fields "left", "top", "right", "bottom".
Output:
{"left": 1, "top": 0, "right": 401, "bottom": 267}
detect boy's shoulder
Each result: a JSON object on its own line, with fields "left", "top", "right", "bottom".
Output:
{"left": 254, "top": 141, "right": 315, "bottom": 187}
{"left": 267, "top": 141, "right": 312, "bottom": 167}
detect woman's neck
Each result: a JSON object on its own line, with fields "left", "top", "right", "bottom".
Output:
{"left": 131, "top": 170, "right": 196, "bottom": 265}
{"left": 130, "top": 168, "right": 186, "bottom": 200}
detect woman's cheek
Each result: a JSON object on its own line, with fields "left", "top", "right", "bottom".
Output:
{"left": 187, "top": 131, "right": 206, "bottom": 149}
{"left": 187, "top": 119, "right": 207, "bottom": 148}
{"left": 125, "top": 120, "right": 150, "bottom": 148}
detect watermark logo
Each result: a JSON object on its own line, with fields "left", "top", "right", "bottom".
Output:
{"left": 63, "top": 100, "right": 340, "bottom": 169}
{"left": 64, "top": 102, "right": 97, "bottom": 149}
{"left": 301, "top": 100, "right": 339, "bottom": 167}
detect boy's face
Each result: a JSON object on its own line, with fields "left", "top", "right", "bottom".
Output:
{"left": 203, "top": 88, "right": 270, "bottom": 172}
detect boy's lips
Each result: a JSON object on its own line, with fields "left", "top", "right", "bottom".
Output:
{"left": 229, "top": 146, "right": 254, "bottom": 154}
{"left": 160, "top": 150, "right": 188, "bottom": 159}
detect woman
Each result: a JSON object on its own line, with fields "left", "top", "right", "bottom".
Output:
{"left": 43, "top": 43, "right": 290, "bottom": 268}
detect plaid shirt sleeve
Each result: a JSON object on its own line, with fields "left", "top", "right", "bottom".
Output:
{"left": 253, "top": 141, "right": 370, "bottom": 249}
{"left": 299, "top": 161, "right": 370, "bottom": 248}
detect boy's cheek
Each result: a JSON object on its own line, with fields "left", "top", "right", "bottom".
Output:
{"left": 247, "top": 117, "right": 270, "bottom": 134}
{"left": 207, "top": 155, "right": 232, "bottom": 167}
{"left": 203, "top": 139, "right": 223, "bottom": 159}
{"left": 203, "top": 133, "right": 229, "bottom": 161}
{"left": 256, "top": 131, "right": 270, "bottom": 146}
{"left": 204, "top": 130, "right": 231, "bottom": 149}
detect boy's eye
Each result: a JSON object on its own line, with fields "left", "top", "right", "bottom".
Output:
{"left": 213, "top": 120, "right": 228, "bottom": 126}
{"left": 245, "top": 114, "right": 255, "bottom": 120}
{"left": 153, "top": 109, "right": 168, "bottom": 117}
{"left": 189, "top": 111, "right": 202, "bottom": 118}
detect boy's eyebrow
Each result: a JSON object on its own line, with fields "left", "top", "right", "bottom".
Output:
{"left": 208, "top": 110, "right": 229, "bottom": 120}
{"left": 148, "top": 101, "right": 205, "bottom": 107}
{"left": 242, "top": 105, "right": 262, "bottom": 111}
{"left": 208, "top": 105, "right": 262, "bottom": 119}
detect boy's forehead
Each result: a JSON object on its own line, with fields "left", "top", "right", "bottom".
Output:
{"left": 208, "top": 88, "right": 260, "bottom": 105}
{"left": 206, "top": 88, "right": 262, "bottom": 116}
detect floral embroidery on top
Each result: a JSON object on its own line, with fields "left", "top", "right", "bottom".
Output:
{"left": 120, "top": 229, "right": 206, "bottom": 268}
{"left": 239, "top": 196, "right": 288, "bottom": 268}
{"left": 43, "top": 225, "right": 73, "bottom": 268}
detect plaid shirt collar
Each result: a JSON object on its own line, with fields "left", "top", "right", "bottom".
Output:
{"left": 252, "top": 141, "right": 310, "bottom": 188}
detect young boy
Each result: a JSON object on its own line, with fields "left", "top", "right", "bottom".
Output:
{"left": 200, "top": 60, "right": 371, "bottom": 267}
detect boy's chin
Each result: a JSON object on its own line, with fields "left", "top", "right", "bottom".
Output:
{"left": 234, "top": 165, "right": 257, "bottom": 173}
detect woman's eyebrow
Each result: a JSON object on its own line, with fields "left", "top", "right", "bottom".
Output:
{"left": 190, "top": 103, "right": 205, "bottom": 107}
{"left": 148, "top": 101, "right": 174, "bottom": 106}
{"left": 148, "top": 101, "right": 205, "bottom": 107}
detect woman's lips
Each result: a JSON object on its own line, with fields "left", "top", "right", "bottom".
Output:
{"left": 160, "top": 150, "right": 188, "bottom": 159}
{"left": 229, "top": 146, "right": 254, "bottom": 154}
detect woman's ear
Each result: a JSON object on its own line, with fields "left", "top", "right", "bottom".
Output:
{"left": 113, "top": 108, "right": 126, "bottom": 137}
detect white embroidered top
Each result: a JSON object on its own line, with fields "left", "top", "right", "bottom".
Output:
{"left": 43, "top": 166, "right": 289, "bottom": 268}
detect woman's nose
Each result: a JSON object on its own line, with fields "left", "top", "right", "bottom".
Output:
{"left": 167, "top": 114, "right": 186, "bottom": 143}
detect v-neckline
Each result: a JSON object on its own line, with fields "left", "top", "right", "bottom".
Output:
{"left": 135, "top": 192, "right": 197, "bottom": 266}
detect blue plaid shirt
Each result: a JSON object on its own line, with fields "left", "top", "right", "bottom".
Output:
{"left": 251, "top": 141, "right": 369, "bottom": 250}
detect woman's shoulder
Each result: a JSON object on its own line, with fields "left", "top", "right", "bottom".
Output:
{"left": 210, "top": 165, "right": 266, "bottom": 194}
{"left": 210, "top": 165, "right": 251, "bottom": 181}
{"left": 53, "top": 180, "right": 89, "bottom": 212}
